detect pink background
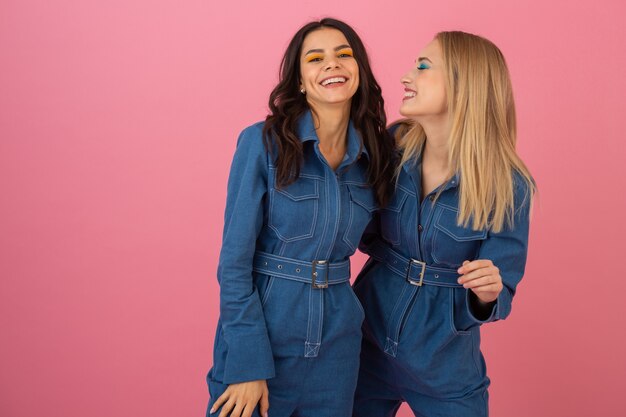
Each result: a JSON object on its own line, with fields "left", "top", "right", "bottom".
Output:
{"left": 1, "top": 1, "right": 625, "bottom": 416}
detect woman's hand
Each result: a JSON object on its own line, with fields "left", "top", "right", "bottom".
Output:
{"left": 210, "top": 380, "right": 269, "bottom": 417}
{"left": 457, "top": 259, "right": 503, "bottom": 304}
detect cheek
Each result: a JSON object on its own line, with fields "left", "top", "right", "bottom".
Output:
{"left": 435, "top": 87, "right": 447, "bottom": 110}
{"left": 418, "top": 81, "right": 445, "bottom": 107}
{"left": 352, "top": 74, "right": 360, "bottom": 92}
{"left": 351, "top": 66, "right": 360, "bottom": 91}
{"left": 300, "top": 67, "right": 317, "bottom": 85}
{"left": 433, "top": 77, "right": 447, "bottom": 105}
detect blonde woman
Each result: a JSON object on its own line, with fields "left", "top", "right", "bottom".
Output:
{"left": 352, "top": 31, "right": 535, "bottom": 416}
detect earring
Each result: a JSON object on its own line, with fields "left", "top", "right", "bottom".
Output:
{"left": 300, "top": 88, "right": 306, "bottom": 94}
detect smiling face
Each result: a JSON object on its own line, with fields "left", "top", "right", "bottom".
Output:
{"left": 399, "top": 39, "right": 448, "bottom": 122}
{"left": 299, "top": 28, "right": 359, "bottom": 110}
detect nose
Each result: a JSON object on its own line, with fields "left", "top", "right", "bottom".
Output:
{"left": 401, "top": 66, "right": 417, "bottom": 85}
{"left": 324, "top": 56, "right": 340, "bottom": 71}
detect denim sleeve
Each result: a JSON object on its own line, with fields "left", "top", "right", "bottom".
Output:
{"left": 465, "top": 178, "right": 533, "bottom": 324}
{"left": 217, "top": 124, "right": 275, "bottom": 384}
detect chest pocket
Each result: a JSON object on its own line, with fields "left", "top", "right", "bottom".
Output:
{"left": 379, "top": 186, "right": 411, "bottom": 246}
{"left": 342, "top": 184, "right": 378, "bottom": 251}
{"left": 431, "top": 205, "right": 487, "bottom": 267}
{"left": 269, "top": 176, "right": 320, "bottom": 242}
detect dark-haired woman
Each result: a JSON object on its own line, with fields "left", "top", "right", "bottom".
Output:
{"left": 206, "top": 18, "right": 395, "bottom": 417}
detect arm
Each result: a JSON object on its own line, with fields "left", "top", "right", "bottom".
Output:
{"left": 457, "top": 179, "right": 533, "bottom": 324}
{"left": 211, "top": 125, "right": 273, "bottom": 417}
{"left": 358, "top": 213, "right": 381, "bottom": 255}
{"left": 217, "top": 125, "right": 275, "bottom": 384}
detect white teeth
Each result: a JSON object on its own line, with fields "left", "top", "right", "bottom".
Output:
{"left": 404, "top": 91, "right": 416, "bottom": 98}
{"left": 321, "top": 77, "right": 346, "bottom": 86}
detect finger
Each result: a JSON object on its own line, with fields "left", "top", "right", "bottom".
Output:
{"left": 259, "top": 389, "right": 270, "bottom": 417}
{"left": 458, "top": 269, "right": 491, "bottom": 284}
{"left": 218, "top": 398, "right": 237, "bottom": 417}
{"left": 458, "top": 266, "right": 498, "bottom": 284}
{"left": 241, "top": 403, "right": 254, "bottom": 417}
{"left": 229, "top": 402, "right": 245, "bottom": 417}
{"left": 471, "top": 283, "right": 503, "bottom": 294}
{"left": 211, "top": 391, "right": 231, "bottom": 414}
{"left": 457, "top": 259, "right": 494, "bottom": 274}
{"left": 462, "top": 275, "right": 496, "bottom": 289}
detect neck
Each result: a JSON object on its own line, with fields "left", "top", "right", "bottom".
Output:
{"left": 309, "top": 102, "right": 351, "bottom": 149}
{"left": 416, "top": 115, "right": 450, "bottom": 171}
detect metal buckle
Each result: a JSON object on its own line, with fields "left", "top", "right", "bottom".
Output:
{"left": 406, "top": 258, "right": 425, "bottom": 286}
{"left": 311, "top": 260, "right": 329, "bottom": 289}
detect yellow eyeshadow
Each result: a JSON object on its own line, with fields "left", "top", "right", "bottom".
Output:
{"left": 306, "top": 53, "right": 324, "bottom": 62}
{"left": 337, "top": 49, "right": 353, "bottom": 57}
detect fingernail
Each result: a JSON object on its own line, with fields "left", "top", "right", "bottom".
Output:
{"left": 264, "top": 413, "right": 269, "bottom": 417}
{"left": 457, "top": 278, "right": 462, "bottom": 284}
{"left": 210, "top": 407, "right": 215, "bottom": 414}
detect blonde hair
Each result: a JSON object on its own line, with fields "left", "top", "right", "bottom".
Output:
{"left": 397, "top": 31, "right": 535, "bottom": 232}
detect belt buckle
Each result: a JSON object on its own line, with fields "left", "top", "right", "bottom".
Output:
{"left": 311, "top": 260, "right": 329, "bottom": 289}
{"left": 406, "top": 258, "right": 425, "bottom": 286}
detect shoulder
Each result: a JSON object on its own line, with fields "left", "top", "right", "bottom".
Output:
{"left": 233, "top": 121, "right": 274, "bottom": 159}
{"left": 511, "top": 170, "right": 536, "bottom": 214}
{"left": 387, "top": 123, "right": 401, "bottom": 137}
{"left": 237, "top": 121, "right": 266, "bottom": 146}
{"left": 229, "top": 121, "right": 272, "bottom": 170}
{"left": 387, "top": 119, "right": 412, "bottom": 142}
{"left": 512, "top": 170, "right": 535, "bottom": 194}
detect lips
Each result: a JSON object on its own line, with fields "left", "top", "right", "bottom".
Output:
{"left": 403, "top": 88, "right": 417, "bottom": 100}
{"left": 320, "top": 76, "right": 347, "bottom": 87}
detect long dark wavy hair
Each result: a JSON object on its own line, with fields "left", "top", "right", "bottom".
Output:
{"left": 262, "top": 18, "right": 395, "bottom": 206}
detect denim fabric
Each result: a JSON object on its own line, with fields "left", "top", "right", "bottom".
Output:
{"left": 353, "top": 154, "right": 531, "bottom": 416}
{"left": 207, "top": 110, "right": 375, "bottom": 416}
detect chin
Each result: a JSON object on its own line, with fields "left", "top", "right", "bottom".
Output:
{"left": 399, "top": 106, "right": 417, "bottom": 118}
{"left": 322, "top": 96, "right": 353, "bottom": 105}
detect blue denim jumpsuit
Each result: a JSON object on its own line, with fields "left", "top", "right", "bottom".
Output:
{"left": 352, "top": 154, "right": 531, "bottom": 417}
{"left": 207, "top": 110, "right": 376, "bottom": 417}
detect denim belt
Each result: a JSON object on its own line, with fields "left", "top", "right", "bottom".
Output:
{"left": 252, "top": 251, "right": 351, "bottom": 358}
{"left": 368, "top": 240, "right": 463, "bottom": 357}
{"left": 368, "top": 240, "right": 461, "bottom": 288}
{"left": 252, "top": 251, "right": 351, "bottom": 288}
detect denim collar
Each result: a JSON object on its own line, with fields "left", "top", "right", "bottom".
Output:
{"left": 296, "top": 110, "right": 370, "bottom": 162}
{"left": 402, "top": 151, "right": 460, "bottom": 192}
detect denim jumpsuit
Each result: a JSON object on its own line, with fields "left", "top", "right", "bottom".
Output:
{"left": 352, "top": 155, "right": 531, "bottom": 417}
{"left": 207, "top": 110, "right": 376, "bottom": 417}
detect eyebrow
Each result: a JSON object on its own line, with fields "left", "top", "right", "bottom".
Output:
{"left": 304, "top": 44, "right": 352, "bottom": 55}
{"left": 417, "top": 57, "right": 433, "bottom": 63}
